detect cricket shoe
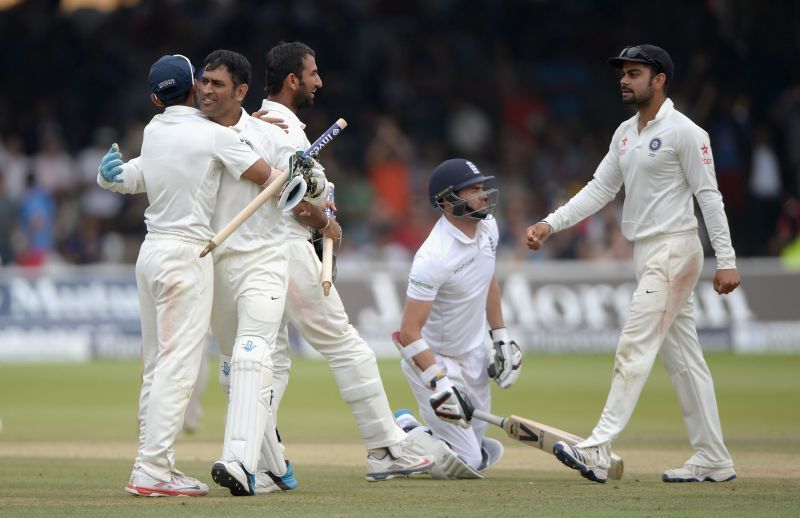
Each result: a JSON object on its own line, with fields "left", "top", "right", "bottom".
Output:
{"left": 256, "top": 461, "right": 298, "bottom": 493}
{"left": 211, "top": 460, "right": 255, "bottom": 496}
{"left": 662, "top": 464, "right": 736, "bottom": 483}
{"left": 125, "top": 465, "right": 208, "bottom": 497}
{"left": 365, "top": 443, "right": 435, "bottom": 481}
{"left": 553, "top": 441, "right": 608, "bottom": 483}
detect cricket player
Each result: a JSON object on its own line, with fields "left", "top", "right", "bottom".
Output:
{"left": 527, "top": 44, "right": 740, "bottom": 484}
{"left": 198, "top": 49, "right": 326, "bottom": 496}
{"left": 394, "top": 158, "right": 523, "bottom": 479}
{"left": 253, "top": 41, "right": 433, "bottom": 481}
{"left": 97, "top": 54, "right": 290, "bottom": 496}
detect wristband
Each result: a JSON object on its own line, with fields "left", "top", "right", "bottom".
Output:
{"left": 420, "top": 364, "right": 451, "bottom": 390}
{"left": 399, "top": 338, "right": 430, "bottom": 361}
{"left": 539, "top": 220, "right": 554, "bottom": 234}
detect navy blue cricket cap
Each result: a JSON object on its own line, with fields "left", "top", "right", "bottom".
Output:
{"left": 608, "top": 44, "right": 674, "bottom": 84}
{"left": 148, "top": 54, "right": 196, "bottom": 101}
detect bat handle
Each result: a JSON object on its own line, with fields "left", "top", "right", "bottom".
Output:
{"left": 471, "top": 409, "right": 505, "bottom": 428}
{"left": 200, "top": 240, "right": 217, "bottom": 258}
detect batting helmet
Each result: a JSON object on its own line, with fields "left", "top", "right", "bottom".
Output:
{"left": 428, "top": 158, "right": 496, "bottom": 219}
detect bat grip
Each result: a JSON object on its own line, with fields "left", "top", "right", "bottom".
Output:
{"left": 472, "top": 409, "right": 505, "bottom": 428}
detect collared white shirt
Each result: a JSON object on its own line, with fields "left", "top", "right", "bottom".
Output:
{"left": 544, "top": 98, "right": 736, "bottom": 269}
{"left": 407, "top": 216, "right": 499, "bottom": 357}
{"left": 259, "top": 99, "right": 327, "bottom": 240}
{"left": 211, "top": 108, "right": 297, "bottom": 256}
{"left": 97, "top": 105, "right": 261, "bottom": 242}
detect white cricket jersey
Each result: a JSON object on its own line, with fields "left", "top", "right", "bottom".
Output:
{"left": 211, "top": 108, "right": 297, "bottom": 256}
{"left": 97, "top": 105, "right": 261, "bottom": 242}
{"left": 406, "top": 216, "right": 499, "bottom": 357}
{"left": 259, "top": 99, "right": 327, "bottom": 240}
{"left": 544, "top": 98, "right": 736, "bottom": 269}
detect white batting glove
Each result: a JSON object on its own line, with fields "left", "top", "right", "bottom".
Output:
{"left": 430, "top": 385, "right": 473, "bottom": 429}
{"left": 488, "top": 327, "right": 522, "bottom": 389}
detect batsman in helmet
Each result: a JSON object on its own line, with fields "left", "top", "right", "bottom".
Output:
{"left": 393, "top": 158, "right": 523, "bottom": 479}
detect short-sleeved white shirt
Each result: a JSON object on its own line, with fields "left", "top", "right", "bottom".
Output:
{"left": 406, "top": 216, "right": 498, "bottom": 357}
{"left": 97, "top": 105, "right": 261, "bottom": 242}
{"left": 211, "top": 108, "right": 297, "bottom": 256}
{"left": 259, "top": 100, "right": 327, "bottom": 240}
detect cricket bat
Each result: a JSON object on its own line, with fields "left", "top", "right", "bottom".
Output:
{"left": 472, "top": 409, "right": 624, "bottom": 480}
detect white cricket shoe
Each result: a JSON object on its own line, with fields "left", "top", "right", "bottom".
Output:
{"left": 662, "top": 464, "right": 736, "bottom": 483}
{"left": 365, "top": 442, "right": 435, "bottom": 481}
{"left": 256, "top": 461, "right": 298, "bottom": 493}
{"left": 211, "top": 460, "right": 255, "bottom": 496}
{"left": 125, "top": 465, "right": 208, "bottom": 497}
{"left": 553, "top": 441, "right": 608, "bottom": 483}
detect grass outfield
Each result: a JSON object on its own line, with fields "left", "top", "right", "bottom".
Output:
{"left": 0, "top": 354, "right": 798, "bottom": 516}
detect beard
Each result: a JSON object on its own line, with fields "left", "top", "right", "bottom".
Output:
{"left": 292, "top": 87, "right": 314, "bottom": 110}
{"left": 624, "top": 82, "right": 654, "bottom": 106}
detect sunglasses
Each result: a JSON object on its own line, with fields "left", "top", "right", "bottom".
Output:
{"left": 619, "top": 45, "right": 661, "bottom": 74}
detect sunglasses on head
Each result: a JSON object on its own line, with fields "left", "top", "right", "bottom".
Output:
{"left": 619, "top": 45, "right": 661, "bottom": 73}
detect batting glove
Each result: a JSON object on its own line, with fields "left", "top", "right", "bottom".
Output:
{"left": 430, "top": 385, "right": 473, "bottom": 429}
{"left": 98, "top": 144, "right": 123, "bottom": 183}
{"left": 488, "top": 327, "right": 522, "bottom": 389}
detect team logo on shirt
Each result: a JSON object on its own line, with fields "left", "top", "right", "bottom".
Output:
{"left": 700, "top": 144, "right": 713, "bottom": 165}
{"left": 618, "top": 135, "right": 629, "bottom": 156}
{"left": 409, "top": 277, "right": 435, "bottom": 290}
{"left": 487, "top": 234, "right": 497, "bottom": 254}
{"left": 648, "top": 137, "right": 662, "bottom": 152}
{"left": 453, "top": 257, "right": 475, "bottom": 274}
{"left": 239, "top": 137, "right": 254, "bottom": 150}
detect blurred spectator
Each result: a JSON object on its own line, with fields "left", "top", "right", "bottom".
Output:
{"left": 0, "top": 1, "right": 797, "bottom": 264}
{"left": 747, "top": 126, "right": 783, "bottom": 255}
{"left": 0, "top": 171, "right": 16, "bottom": 265}
{"left": 0, "top": 134, "right": 29, "bottom": 201}
{"left": 16, "top": 174, "right": 56, "bottom": 267}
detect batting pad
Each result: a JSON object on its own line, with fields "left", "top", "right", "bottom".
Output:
{"left": 222, "top": 336, "right": 275, "bottom": 474}
{"left": 218, "top": 354, "right": 232, "bottom": 401}
{"left": 405, "top": 428, "right": 483, "bottom": 480}
{"left": 334, "top": 359, "right": 405, "bottom": 449}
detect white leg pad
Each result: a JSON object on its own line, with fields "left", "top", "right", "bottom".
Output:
{"left": 222, "top": 336, "right": 274, "bottom": 474}
{"left": 218, "top": 354, "right": 231, "bottom": 401}
{"left": 333, "top": 359, "right": 405, "bottom": 449}
{"left": 405, "top": 428, "right": 483, "bottom": 480}
{"left": 259, "top": 409, "right": 287, "bottom": 476}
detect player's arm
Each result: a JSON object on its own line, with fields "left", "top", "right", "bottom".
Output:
{"left": 96, "top": 145, "right": 146, "bottom": 194}
{"left": 485, "top": 276, "right": 522, "bottom": 389}
{"left": 292, "top": 201, "right": 341, "bottom": 239}
{"left": 394, "top": 297, "right": 471, "bottom": 428}
{"left": 678, "top": 125, "right": 740, "bottom": 294}
{"left": 527, "top": 137, "right": 624, "bottom": 250}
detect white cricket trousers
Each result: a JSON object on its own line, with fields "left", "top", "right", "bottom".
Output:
{"left": 581, "top": 231, "right": 733, "bottom": 469}
{"left": 134, "top": 234, "right": 213, "bottom": 482}
{"left": 401, "top": 349, "right": 490, "bottom": 469}
{"left": 210, "top": 246, "right": 288, "bottom": 359}
{"left": 272, "top": 239, "right": 406, "bottom": 450}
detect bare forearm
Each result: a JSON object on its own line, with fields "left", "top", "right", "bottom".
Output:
{"left": 486, "top": 277, "right": 504, "bottom": 330}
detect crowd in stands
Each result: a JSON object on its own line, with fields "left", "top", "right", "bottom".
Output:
{"left": 1, "top": 0, "right": 799, "bottom": 267}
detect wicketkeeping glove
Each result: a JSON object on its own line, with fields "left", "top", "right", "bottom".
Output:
{"left": 289, "top": 151, "right": 326, "bottom": 199}
{"left": 430, "top": 385, "right": 473, "bottom": 429}
{"left": 487, "top": 327, "right": 522, "bottom": 389}
{"left": 98, "top": 144, "right": 123, "bottom": 183}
